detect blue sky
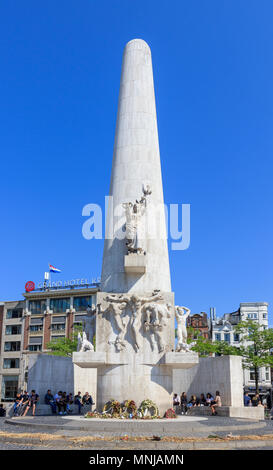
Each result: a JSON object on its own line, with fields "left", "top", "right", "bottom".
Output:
{"left": 0, "top": 1, "right": 272, "bottom": 325}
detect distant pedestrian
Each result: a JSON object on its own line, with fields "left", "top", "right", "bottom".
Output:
{"left": 173, "top": 394, "right": 180, "bottom": 414}
{"left": 0, "top": 404, "right": 6, "bottom": 417}
{"left": 180, "top": 392, "right": 188, "bottom": 415}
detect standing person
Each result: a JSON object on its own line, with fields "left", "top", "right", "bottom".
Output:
{"left": 211, "top": 391, "right": 222, "bottom": 416}
{"left": 173, "top": 394, "right": 180, "bottom": 414}
{"left": 23, "top": 390, "right": 39, "bottom": 416}
{"left": 244, "top": 392, "right": 251, "bottom": 407}
{"left": 0, "top": 404, "right": 6, "bottom": 417}
{"left": 44, "top": 389, "right": 56, "bottom": 414}
{"left": 180, "top": 392, "right": 188, "bottom": 415}
{"left": 74, "top": 391, "right": 83, "bottom": 414}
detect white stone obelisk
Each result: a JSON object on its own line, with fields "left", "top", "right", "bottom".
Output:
{"left": 73, "top": 40, "right": 198, "bottom": 416}
{"left": 101, "top": 38, "right": 171, "bottom": 294}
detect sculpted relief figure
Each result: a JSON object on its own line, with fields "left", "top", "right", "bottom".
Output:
{"left": 106, "top": 291, "right": 163, "bottom": 351}
{"left": 103, "top": 298, "right": 128, "bottom": 351}
{"left": 122, "top": 184, "right": 152, "bottom": 255}
{"left": 175, "top": 306, "right": 191, "bottom": 352}
{"left": 142, "top": 303, "right": 173, "bottom": 353}
{"left": 82, "top": 305, "right": 96, "bottom": 344}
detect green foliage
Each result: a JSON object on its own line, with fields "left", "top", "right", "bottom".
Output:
{"left": 232, "top": 320, "right": 273, "bottom": 393}
{"left": 233, "top": 320, "right": 273, "bottom": 370}
{"left": 46, "top": 325, "right": 82, "bottom": 357}
{"left": 190, "top": 335, "right": 216, "bottom": 357}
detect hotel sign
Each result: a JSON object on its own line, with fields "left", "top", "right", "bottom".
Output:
{"left": 37, "top": 277, "right": 101, "bottom": 289}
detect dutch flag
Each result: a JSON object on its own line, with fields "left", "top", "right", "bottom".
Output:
{"left": 49, "top": 264, "right": 61, "bottom": 273}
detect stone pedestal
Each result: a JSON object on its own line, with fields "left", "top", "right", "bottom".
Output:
{"left": 124, "top": 254, "right": 146, "bottom": 273}
{"left": 73, "top": 291, "right": 199, "bottom": 414}
{"left": 73, "top": 350, "right": 199, "bottom": 415}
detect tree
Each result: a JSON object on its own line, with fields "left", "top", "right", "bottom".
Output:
{"left": 46, "top": 325, "right": 82, "bottom": 357}
{"left": 233, "top": 320, "right": 273, "bottom": 394}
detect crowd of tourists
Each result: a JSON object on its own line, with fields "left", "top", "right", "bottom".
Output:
{"left": 173, "top": 391, "right": 222, "bottom": 416}
{"left": 244, "top": 392, "right": 271, "bottom": 409}
{"left": 45, "top": 390, "right": 95, "bottom": 415}
{"left": 10, "top": 389, "right": 94, "bottom": 416}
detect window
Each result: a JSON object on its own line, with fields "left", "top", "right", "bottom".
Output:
{"left": 29, "top": 325, "right": 43, "bottom": 332}
{"left": 73, "top": 296, "right": 92, "bottom": 312}
{"left": 50, "top": 298, "right": 70, "bottom": 313}
{"left": 215, "top": 333, "right": 221, "bottom": 341}
{"left": 266, "top": 369, "right": 270, "bottom": 381}
{"left": 3, "top": 358, "right": 20, "bottom": 369}
{"left": 29, "top": 300, "right": 46, "bottom": 315}
{"left": 6, "top": 309, "right": 23, "bottom": 319}
{"left": 263, "top": 313, "right": 267, "bottom": 319}
{"left": 2, "top": 376, "right": 18, "bottom": 400}
{"left": 224, "top": 333, "right": 230, "bottom": 343}
{"left": 250, "top": 368, "right": 256, "bottom": 381}
{"left": 51, "top": 323, "right": 65, "bottom": 331}
{"left": 29, "top": 344, "right": 42, "bottom": 352}
{"left": 5, "top": 325, "right": 21, "bottom": 335}
{"left": 233, "top": 334, "right": 240, "bottom": 342}
{"left": 4, "top": 341, "right": 21, "bottom": 352}
{"left": 29, "top": 317, "right": 43, "bottom": 332}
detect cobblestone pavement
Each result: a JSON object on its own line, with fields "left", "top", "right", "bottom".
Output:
{"left": 0, "top": 416, "right": 273, "bottom": 450}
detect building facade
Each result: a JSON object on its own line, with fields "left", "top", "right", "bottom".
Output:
{"left": 0, "top": 285, "right": 98, "bottom": 401}
{"left": 210, "top": 302, "right": 271, "bottom": 398}
{"left": 187, "top": 312, "right": 210, "bottom": 340}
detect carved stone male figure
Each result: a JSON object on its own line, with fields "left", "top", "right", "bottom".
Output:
{"left": 175, "top": 306, "right": 191, "bottom": 352}
{"left": 104, "top": 298, "right": 128, "bottom": 350}
{"left": 106, "top": 292, "right": 163, "bottom": 351}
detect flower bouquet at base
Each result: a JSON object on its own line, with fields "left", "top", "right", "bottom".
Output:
{"left": 164, "top": 408, "right": 177, "bottom": 419}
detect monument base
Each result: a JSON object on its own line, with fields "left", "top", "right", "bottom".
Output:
{"left": 73, "top": 351, "right": 199, "bottom": 415}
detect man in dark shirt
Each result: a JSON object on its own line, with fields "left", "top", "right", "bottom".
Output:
{"left": 0, "top": 404, "right": 6, "bottom": 417}
{"left": 251, "top": 393, "right": 260, "bottom": 407}
{"left": 44, "top": 389, "right": 56, "bottom": 414}
{"left": 23, "top": 390, "right": 39, "bottom": 416}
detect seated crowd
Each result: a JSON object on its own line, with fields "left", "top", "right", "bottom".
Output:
{"left": 173, "top": 391, "right": 222, "bottom": 416}
{"left": 11, "top": 389, "right": 94, "bottom": 417}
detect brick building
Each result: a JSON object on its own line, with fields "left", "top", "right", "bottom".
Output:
{"left": 187, "top": 312, "right": 210, "bottom": 340}
{"left": 0, "top": 284, "right": 98, "bottom": 400}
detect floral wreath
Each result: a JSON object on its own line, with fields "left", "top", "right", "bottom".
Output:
{"left": 121, "top": 400, "right": 137, "bottom": 417}
{"left": 137, "top": 399, "right": 159, "bottom": 418}
{"left": 102, "top": 399, "right": 121, "bottom": 416}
